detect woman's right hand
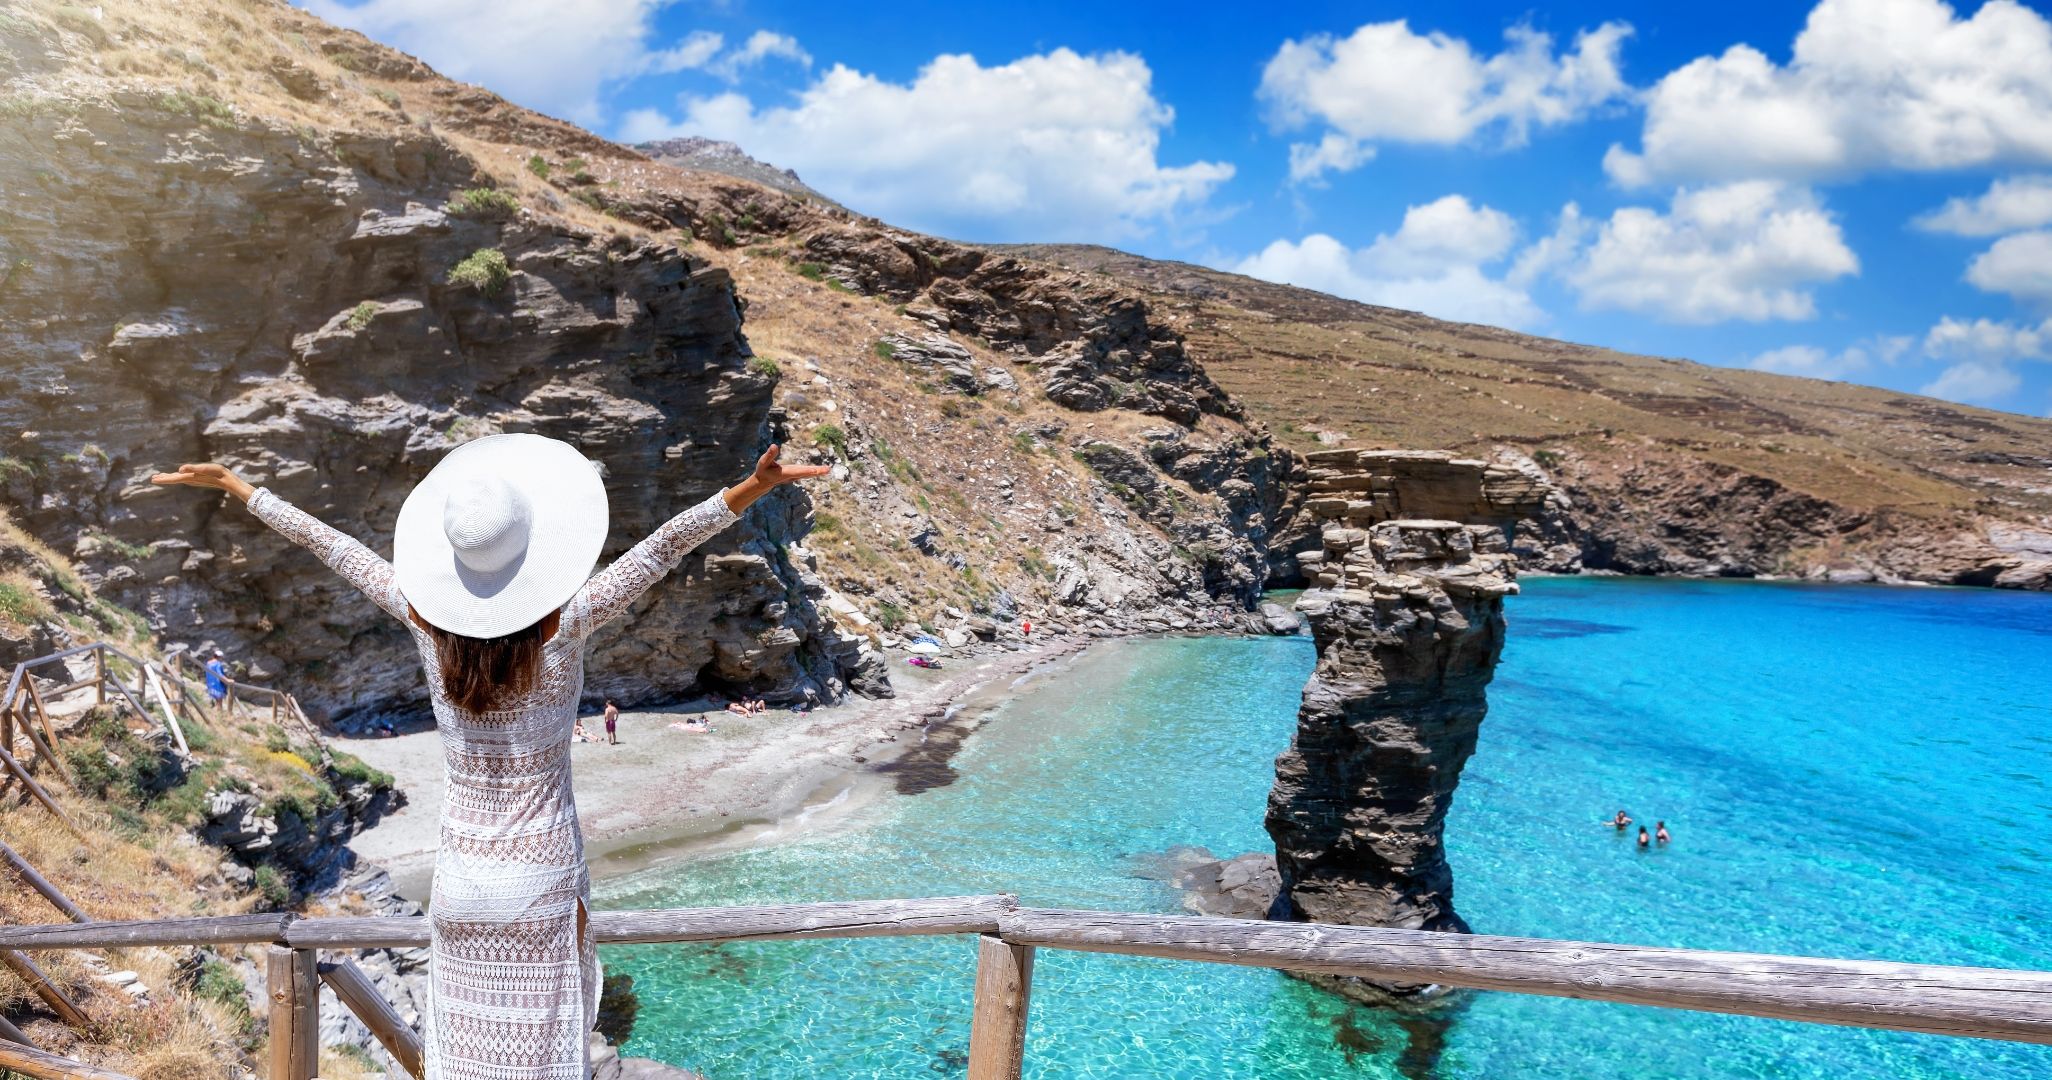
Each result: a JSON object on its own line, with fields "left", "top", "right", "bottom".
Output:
{"left": 150, "top": 462, "right": 256, "bottom": 503}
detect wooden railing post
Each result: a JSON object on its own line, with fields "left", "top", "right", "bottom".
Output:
{"left": 93, "top": 647, "right": 105, "bottom": 707}
{"left": 266, "top": 946, "right": 318, "bottom": 1080}
{"left": 966, "top": 933, "right": 1034, "bottom": 1080}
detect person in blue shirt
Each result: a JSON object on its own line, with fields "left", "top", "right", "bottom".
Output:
{"left": 203, "top": 650, "right": 228, "bottom": 705}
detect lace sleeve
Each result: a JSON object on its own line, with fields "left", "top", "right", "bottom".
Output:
{"left": 247, "top": 487, "right": 411, "bottom": 623}
{"left": 560, "top": 490, "right": 738, "bottom": 639}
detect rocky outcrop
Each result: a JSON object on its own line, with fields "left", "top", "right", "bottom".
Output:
{"left": 0, "top": 24, "right": 876, "bottom": 723}
{"left": 1169, "top": 450, "right": 1544, "bottom": 1004}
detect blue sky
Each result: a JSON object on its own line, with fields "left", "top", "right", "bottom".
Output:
{"left": 303, "top": 0, "right": 2052, "bottom": 418}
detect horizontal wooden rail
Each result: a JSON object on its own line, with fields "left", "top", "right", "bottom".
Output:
{"left": 4, "top": 897, "right": 2050, "bottom": 1054}
{"left": 0, "top": 913, "right": 298, "bottom": 950}
{"left": 998, "top": 909, "right": 2052, "bottom": 1045}
{"left": 282, "top": 895, "right": 1015, "bottom": 949}
{"left": 0, "top": 1038, "right": 138, "bottom": 1079}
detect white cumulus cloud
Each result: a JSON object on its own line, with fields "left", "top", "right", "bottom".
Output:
{"left": 618, "top": 49, "right": 1233, "bottom": 241}
{"left": 302, "top": 0, "right": 678, "bottom": 123}
{"left": 1921, "top": 361, "right": 2024, "bottom": 404}
{"left": 1914, "top": 175, "right": 2052, "bottom": 236}
{"left": 1605, "top": 0, "right": 2052, "bottom": 188}
{"left": 1565, "top": 182, "right": 1859, "bottom": 323}
{"left": 299, "top": 1, "right": 806, "bottom": 124}
{"left": 1230, "top": 195, "right": 1546, "bottom": 329}
{"left": 1964, "top": 230, "right": 2052, "bottom": 303}
{"left": 1259, "top": 19, "right": 1633, "bottom": 182}
{"left": 1748, "top": 336, "right": 1911, "bottom": 380}
{"left": 706, "top": 30, "right": 811, "bottom": 81}
{"left": 1916, "top": 314, "right": 2052, "bottom": 408}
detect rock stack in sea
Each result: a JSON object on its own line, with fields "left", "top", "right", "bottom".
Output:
{"left": 1178, "top": 449, "right": 1545, "bottom": 1004}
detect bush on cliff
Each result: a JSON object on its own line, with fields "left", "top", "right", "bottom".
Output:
{"left": 447, "top": 187, "right": 518, "bottom": 220}
{"left": 447, "top": 248, "right": 511, "bottom": 295}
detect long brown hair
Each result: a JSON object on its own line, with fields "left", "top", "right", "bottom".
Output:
{"left": 426, "top": 618, "right": 545, "bottom": 713}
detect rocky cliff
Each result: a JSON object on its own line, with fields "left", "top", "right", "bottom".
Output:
{"left": 0, "top": 0, "right": 1294, "bottom": 727}
{"left": 1005, "top": 245, "right": 2052, "bottom": 593}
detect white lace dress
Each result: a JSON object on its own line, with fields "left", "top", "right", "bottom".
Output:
{"left": 248, "top": 486, "right": 739, "bottom": 1080}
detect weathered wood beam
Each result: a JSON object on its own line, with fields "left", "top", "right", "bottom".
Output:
{"left": 319, "top": 958, "right": 424, "bottom": 1079}
{"left": 0, "top": 949, "right": 92, "bottom": 1029}
{"left": 0, "top": 1009, "right": 35, "bottom": 1047}
{"left": 966, "top": 934, "right": 1033, "bottom": 1080}
{"left": 0, "top": 1039, "right": 140, "bottom": 1079}
{"left": 0, "top": 838, "right": 89, "bottom": 922}
{"left": 266, "top": 947, "right": 318, "bottom": 1080}
{"left": 999, "top": 909, "right": 2052, "bottom": 1045}
{"left": 283, "top": 895, "right": 1018, "bottom": 949}
{"left": 0, "top": 741, "right": 77, "bottom": 833}
{"left": 0, "top": 913, "right": 296, "bottom": 951}
{"left": 21, "top": 681, "right": 72, "bottom": 787}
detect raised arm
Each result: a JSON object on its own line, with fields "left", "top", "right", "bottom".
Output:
{"left": 151, "top": 463, "right": 411, "bottom": 622}
{"left": 559, "top": 444, "right": 830, "bottom": 639}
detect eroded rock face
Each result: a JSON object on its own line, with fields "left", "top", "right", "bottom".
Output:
{"left": 0, "top": 88, "right": 865, "bottom": 722}
{"left": 1259, "top": 449, "right": 1539, "bottom": 1003}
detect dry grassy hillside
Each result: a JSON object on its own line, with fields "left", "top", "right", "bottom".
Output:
{"left": 1002, "top": 245, "right": 2052, "bottom": 586}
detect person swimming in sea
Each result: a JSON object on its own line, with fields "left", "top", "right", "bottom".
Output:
{"left": 1656, "top": 821, "right": 1671, "bottom": 844}
{"left": 1606, "top": 810, "right": 1633, "bottom": 830}
{"left": 1637, "top": 826, "right": 1651, "bottom": 848}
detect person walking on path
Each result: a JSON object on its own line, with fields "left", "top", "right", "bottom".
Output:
{"left": 603, "top": 700, "right": 619, "bottom": 745}
{"left": 202, "top": 649, "right": 229, "bottom": 707}
{"left": 153, "top": 436, "right": 827, "bottom": 1080}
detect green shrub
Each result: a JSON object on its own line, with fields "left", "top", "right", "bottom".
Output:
{"left": 1010, "top": 431, "right": 1038, "bottom": 455}
{"left": 876, "top": 601, "right": 907, "bottom": 630}
{"left": 0, "top": 456, "right": 34, "bottom": 480}
{"left": 159, "top": 91, "right": 236, "bottom": 129}
{"left": 252, "top": 864, "right": 291, "bottom": 908}
{"left": 793, "top": 261, "right": 827, "bottom": 281}
{"left": 84, "top": 528, "right": 151, "bottom": 562}
{"left": 748, "top": 355, "right": 781, "bottom": 379}
{"left": 447, "top": 187, "right": 518, "bottom": 219}
{"left": 526, "top": 154, "right": 552, "bottom": 179}
{"left": 812, "top": 424, "right": 847, "bottom": 456}
{"left": 0, "top": 580, "right": 50, "bottom": 625}
{"left": 1532, "top": 448, "right": 1563, "bottom": 469}
{"left": 873, "top": 339, "right": 896, "bottom": 360}
{"left": 374, "top": 89, "right": 401, "bottom": 110}
{"left": 810, "top": 511, "right": 843, "bottom": 537}
{"left": 328, "top": 752, "right": 394, "bottom": 790}
{"left": 63, "top": 713, "right": 160, "bottom": 807}
{"left": 345, "top": 301, "right": 378, "bottom": 331}
{"left": 447, "top": 248, "right": 511, "bottom": 295}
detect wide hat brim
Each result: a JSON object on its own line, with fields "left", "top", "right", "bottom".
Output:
{"left": 393, "top": 434, "right": 608, "bottom": 638}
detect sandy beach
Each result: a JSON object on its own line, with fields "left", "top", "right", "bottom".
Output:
{"left": 338, "top": 636, "right": 1096, "bottom": 899}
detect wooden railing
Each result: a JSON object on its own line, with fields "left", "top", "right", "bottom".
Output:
{"left": 1, "top": 895, "right": 2048, "bottom": 1079}
{"left": 1, "top": 642, "right": 330, "bottom": 831}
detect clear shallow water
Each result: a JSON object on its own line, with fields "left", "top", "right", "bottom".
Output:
{"left": 596, "top": 578, "right": 2052, "bottom": 1078}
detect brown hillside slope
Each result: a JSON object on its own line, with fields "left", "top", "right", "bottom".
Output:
{"left": 1001, "top": 245, "right": 2052, "bottom": 588}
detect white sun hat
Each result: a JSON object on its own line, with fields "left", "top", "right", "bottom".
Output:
{"left": 393, "top": 434, "right": 609, "bottom": 638}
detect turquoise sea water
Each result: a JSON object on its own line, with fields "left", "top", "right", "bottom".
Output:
{"left": 595, "top": 578, "right": 2052, "bottom": 1078}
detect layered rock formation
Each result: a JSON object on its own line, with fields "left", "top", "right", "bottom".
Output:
{"left": 0, "top": 6, "right": 883, "bottom": 722}
{"left": 1003, "top": 244, "right": 2052, "bottom": 594}
{"left": 1268, "top": 451, "right": 1539, "bottom": 941}
{"left": 1177, "top": 451, "right": 1543, "bottom": 1004}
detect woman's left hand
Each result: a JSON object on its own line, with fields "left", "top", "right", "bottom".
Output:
{"left": 751, "top": 444, "right": 832, "bottom": 487}
{"left": 723, "top": 444, "right": 832, "bottom": 515}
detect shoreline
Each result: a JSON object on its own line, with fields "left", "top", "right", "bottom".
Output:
{"left": 337, "top": 635, "right": 1099, "bottom": 900}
